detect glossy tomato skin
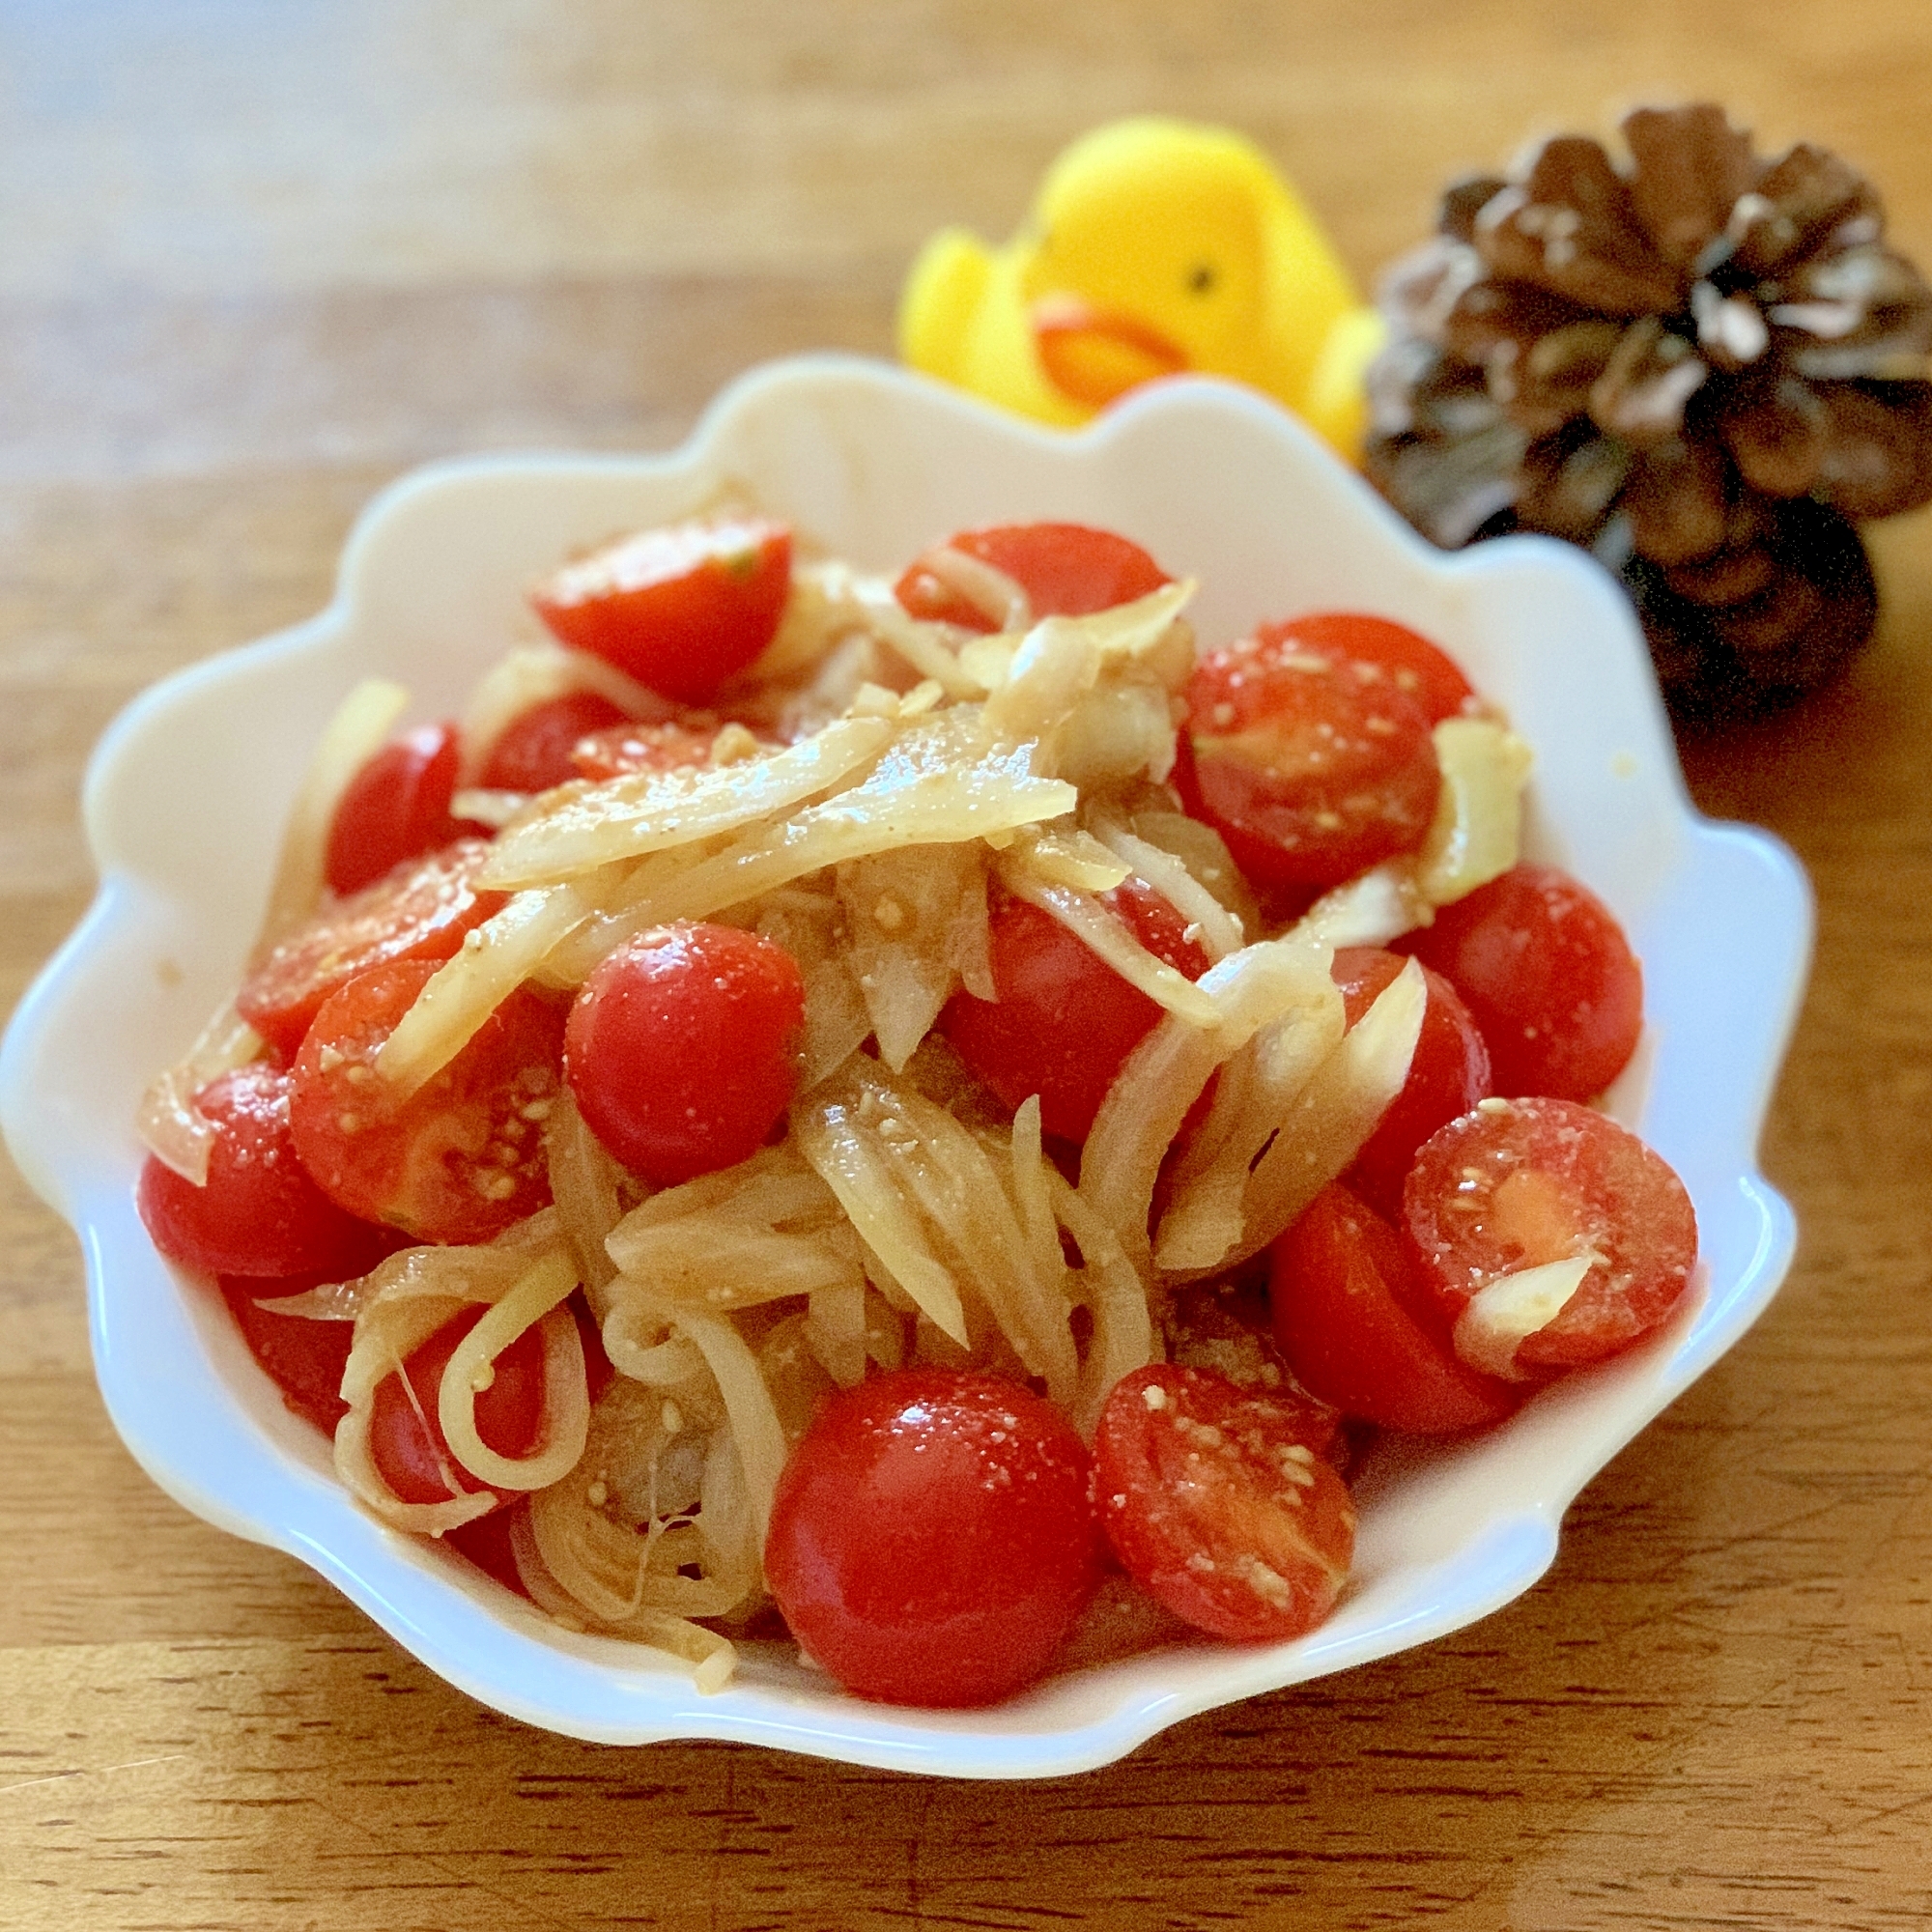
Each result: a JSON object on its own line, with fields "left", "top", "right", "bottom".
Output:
{"left": 1178, "top": 630, "right": 1441, "bottom": 897}
{"left": 530, "top": 518, "right": 792, "bottom": 704}
{"left": 938, "top": 879, "right": 1209, "bottom": 1143}
{"left": 1402, "top": 865, "right": 1643, "bottom": 1101}
{"left": 238, "top": 838, "right": 506, "bottom": 1060}
{"left": 763, "top": 1368, "right": 1106, "bottom": 1707}
{"left": 367, "top": 1304, "right": 547, "bottom": 1506}
{"left": 289, "top": 958, "right": 565, "bottom": 1244}
{"left": 1404, "top": 1097, "right": 1698, "bottom": 1375}
{"left": 1259, "top": 612, "right": 1476, "bottom": 724}
{"left": 1331, "top": 948, "right": 1492, "bottom": 1218}
{"left": 1270, "top": 1182, "right": 1522, "bottom": 1435}
{"left": 564, "top": 923, "right": 806, "bottom": 1187}
{"left": 326, "top": 723, "right": 472, "bottom": 897}
{"left": 479, "top": 691, "right": 629, "bottom": 793}
{"left": 137, "top": 1062, "right": 395, "bottom": 1279}
{"left": 894, "top": 523, "right": 1171, "bottom": 632}
{"left": 218, "top": 1276, "right": 356, "bottom": 1436}
{"left": 1094, "top": 1364, "right": 1355, "bottom": 1643}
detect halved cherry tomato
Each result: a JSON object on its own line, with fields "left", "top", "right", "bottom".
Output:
{"left": 1270, "top": 1181, "right": 1522, "bottom": 1435}
{"left": 479, "top": 691, "right": 629, "bottom": 793}
{"left": 1259, "top": 612, "right": 1477, "bottom": 724}
{"left": 1094, "top": 1363, "right": 1355, "bottom": 1643}
{"left": 218, "top": 1276, "right": 356, "bottom": 1437}
{"left": 530, "top": 518, "right": 792, "bottom": 704}
{"left": 326, "top": 723, "right": 473, "bottom": 897}
{"left": 763, "top": 1368, "right": 1106, "bottom": 1706}
{"left": 1331, "top": 947, "right": 1492, "bottom": 1218}
{"left": 445, "top": 1500, "right": 533, "bottom": 1598}
{"left": 137, "top": 1062, "right": 394, "bottom": 1279}
{"left": 289, "top": 959, "right": 565, "bottom": 1244}
{"left": 938, "top": 878, "right": 1209, "bottom": 1143}
{"left": 563, "top": 923, "right": 806, "bottom": 1187}
{"left": 1404, "top": 1097, "right": 1697, "bottom": 1375}
{"left": 1400, "top": 865, "right": 1644, "bottom": 1102}
{"left": 1178, "top": 628, "right": 1441, "bottom": 898}
{"left": 238, "top": 838, "right": 506, "bottom": 1060}
{"left": 367, "top": 1304, "right": 546, "bottom": 1506}
{"left": 894, "top": 523, "right": 1171, "bottom": 633}
{"left": 569, "top": 716, "right": 766, "bottom": 782}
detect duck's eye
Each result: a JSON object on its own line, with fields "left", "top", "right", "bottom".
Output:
{"left": 1188, "top": 263, "right": 1217, "bottom": 295}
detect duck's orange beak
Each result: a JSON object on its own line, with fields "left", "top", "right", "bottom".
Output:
{"left": 1032, "top": 296, "right": 1189, "bottom": 409}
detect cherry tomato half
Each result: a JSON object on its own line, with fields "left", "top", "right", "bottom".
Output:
{"left": 1270, "top": 1181, "right": 1522, "bottom": 1435}
{"left": 1400, "top": 865, "right": 1644, "bottom": 1102}
{"left": 1094, "top": 1364, "right": 1355, "bottom": 1643}
{"left": 530, "top": 518, "right": 792, "bottom": 705}
{"left": 938, "top": 878, "right": 1209, "bottom": 1144}
{"left": 1331, "top": 947, "right": 1492, "bottom": 1219}
{"left": 479, "top": 691, "right": 630, "bottom": 793}
{"left": 289, "top": 958, "right": 565, "bottom": 1244}
{"left": 1178, "top": 628, "right": 1441, "bottom": 898}
{"left": 218, "top": 1276, "right": 356, "bottom": 1437}
{"left": 563, "top": 922, "right": 806, "bottom": 1188}
{"left": 367, "top": 1304, "right": 547, "bottom": 1506}
{"left": 137, "top": 1062, "right": 395, "bottom": 1279}
{"left": 569, "top": 716, "right": 769, "bottom": 782}
{"left": 894, "top": 523, "right": 1171, "bottom": 633}
{"left": 238, "top": 838, "right": 506, "bottom": 1061}
{"left": 1261, "top": 612, "right": 1476, "bottom": 725}
{"left": 763, "top": 1368, "right": 1106, "bottom": 1706}
{"left": 1404, "top": 1096, "right": 1697, "bottom": 1375}
{"left": 326, "top": 723, "right": 474, "bottom": 897}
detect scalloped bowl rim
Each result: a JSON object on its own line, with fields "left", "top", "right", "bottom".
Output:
{"left": 0, "top": 355, "right": 1809, "bottom": 1778}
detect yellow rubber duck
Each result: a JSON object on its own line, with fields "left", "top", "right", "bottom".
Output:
{"left": 898, "top": 117, "right": 1384, "bottom": 460}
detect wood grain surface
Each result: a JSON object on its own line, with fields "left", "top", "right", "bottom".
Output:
{"left": 4, "top": 4, "right": 1930, "bottom": 1926}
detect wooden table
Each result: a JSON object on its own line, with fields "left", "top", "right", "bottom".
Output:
{"left": 5, "top": 6, "right": 1930, "bottom": 1925}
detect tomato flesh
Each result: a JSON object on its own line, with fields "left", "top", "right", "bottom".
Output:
{"left": 1402, "top": 864, "right": 1643, "bottom": 1102}
{"left": 1259, "top": 612, "right": 1476, "bottom": 724}
{"left": 238, "top": 838, "right": 505, "bottom": 1060}
{"left": 219, "top": 1276, "right": 355, "bottom": 1437}
{"left": 137, "top": 1062, "right": 394, "bottom": 1279}
{"left": 564, "top": 922, "right": 806, "bottom": 1187}
{"left": 763, "top": 1368, "right": 1106, "bottom": 1706}
{"left": 938, "top": 878, "right": 1209, "bottom": 1143}
{"left": 1404, "top": 1097, "right": 1697, "bottom": 1374}
{"left": 1270, "top": 1181, "right": 1522, "bottom": 1435}
{"left": 894, "top": 523, "right": 1171, "bottom": 632}
{"left": 479, "top": 691, "right": 629, "bottom": 793}
{"left": 326, "top": 723, "right": 473, "bottom": 897}
{"left": 569, "top": 716, "right": 762, "bottom": 782}
{"left": 289, "top": 958, "right": 565, "bottom": 1244}
{"left": 1094, "top": 1364, "right": 1355, "bottom": 1643}
{"left": 530, "top": 518, "right": 792, "bottom": 704}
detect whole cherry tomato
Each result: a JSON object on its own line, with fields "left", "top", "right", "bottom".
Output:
{"left": 530, "top": 518, "right": 792, "bottom": 704}
{"left": 894, "top": 523, "right": 1171, "bottom": 632}
{"left": 479, "top": 691, "right": 629, "bottom": 793}
{"left": 763, "top": 1368, "right": 1106, "bottom": 1706}
{"left": 289, "top": 959, "right": 565, "bottom": 1244}
{"left": 1259, "top": 612, "right": 1476, "bottom": 724}
{"left": 1270, "top": 1181, "right": 1522, "bottom": 1435}
{"left": 1094, "top": 1363, "right": 1355, "bottom": 1643}
{"left": 137, "top": 1062, "right": 394, "bottom": 1279}
{"left": 563, "top": 923, "right": 806, "bottom": 1187}
{"left": 938, "top": 878, "right": 1209, "bottom": 1143}
{"left": 326, "top": 723, "right": 472, "bottom": 896}
{"left": 218, "top": 1276, "right": 356, "bottom": 1437}
{"left": 238, "top": 838, "right": 505, "bottom": 1060}
{"left": 1404, "top": 1096, "right": 1697, "bottom": 1376}
{"left": 1401, "top": 864, "right": 1643, "bottom": 1102}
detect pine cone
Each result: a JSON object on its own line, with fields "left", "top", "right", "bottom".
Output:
{"left": 1365, "top": 105, "right": 1932, "bottom": 721}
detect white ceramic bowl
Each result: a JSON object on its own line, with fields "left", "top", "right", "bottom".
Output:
{"left": 0, "top": 355, "right": 1809, "bottom": 1778}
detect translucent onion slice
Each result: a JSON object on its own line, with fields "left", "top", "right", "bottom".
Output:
{"left": 134, "top": 1000, "right": 265, "bottom": 1184}
{"left": 1453, "top": 1253, "right": 1596, "bottom": 1380}
{"left": 1417, "top": 717, "right": 1534, "bottom": 907}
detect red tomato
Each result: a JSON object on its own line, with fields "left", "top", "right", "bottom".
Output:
{"left": 1178, "top": 629, "right": 1441, "bottom": 897}
{"left": 444, "top": 1501, "right": 534, "bottom": 1598}
{"left": 289, "top": 959, "right": 565, "bottom": 1244}
{"left": 367, "top": 1304, "right": 547, "bottom": 1506}
{"left": 1331, "top": 947, "right": 1492, "bottom": 1218}
{"left": 763, "top": 1368, "right": 1106, "bottom": 1706}
{"left": 1400, "top": 865, "right": 1644, "bottom": 1102}
{"left": 563, "top": 923, "right": 806, "bottom": 1187}
{"left": 1094, "top": 1364, "right": 1355, "bottom": 1643}
{"left": 568, "top": 717, "right": 763, "bottom": 782}
{"left": 238, "top": 838, "right": 506, "bottom": 1060}
{"left": 479, "top": 691, "right": 629, "bottom": 792}
{"left": 1404, "top": 1096, "right": 1697, "bottom": 1375}
{"left": 326, "top": 723, "right": 472, "bottom": 897}
{"left": 1270, "top": 1182, "right": 1522, "bottom": 1435}
{"left": 1259, "top": 612, "right": 1476, "bottom": 724}
{"left": 530, "top": 518, "right": 792, "bottom": 704}
{"left": 938, "top": 879, "right": 1209, "bottom": 1143}
{"left": 894, "top": 523, "right": 1171, "bottom": 632}
{"left": 137, "top": 1062, "right": 395, "bottom": 1279}
{"left": 218, "top": 1276, "right": 356, "bottom": 1437}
